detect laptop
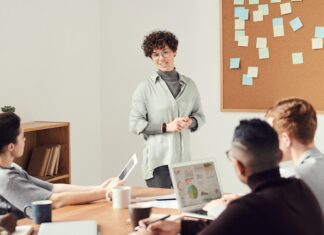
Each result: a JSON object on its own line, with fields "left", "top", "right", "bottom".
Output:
{"left": 169, "top": 159, "right": 225, "bottom": 220}
{"left": 38, "top": 220, "right": 98, "bottom": 235}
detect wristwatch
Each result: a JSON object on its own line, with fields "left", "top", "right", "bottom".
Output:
{"left": 162, "top": 123, "right": 167, "bottom": 133}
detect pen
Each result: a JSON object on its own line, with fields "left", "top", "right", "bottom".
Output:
{"left": 134, "top": 214, "right": 171, "bottom": 231}
{"left": 156, "top": 198, "right": 176, "bottom": 201}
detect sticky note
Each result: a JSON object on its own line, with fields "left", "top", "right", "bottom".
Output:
{"left": 248, "top": 67, "right": 258, "bottom": 77}
{"left": 292, "top": 52, "right": 303, "bottom": 64}
{"left": 234, "top": 0, "right": 244, "bottom": 5}
{"left": 230, "top": 58, "right": 241, "bottom": 69}
{"left": 256, "top": 37, "right": 267, "bottom": 48}
{"left": 280, "top": 2, "right": 292, "bottom": 15}
{"left": 259, "top": 48, "right": 270, "bottom": 59}
{"left": 249, "top": 0, "right": 259, "bottom": 4}
{"left": 271, "top": 0, "right": 281, "bottom": 3}
{"left": 242, "top": 74, "right": 253, "bottom": 86}
{"left": 315, "top": 26, "right": 324, "bottom": 38}
{"left": 253, "top": 10, "right": 263, "bottom": 22}
{"left": 258, "top": 4, "right": 269, "bottom": 16}
{"left": 289, "top": 17, "right": 303, "bottom": 31}
{"left": 235, "top": 30, "right": 245, "bottom": 41}
{"left": 235, "top": 7, "right": 249, "bottom": 20}
{"left": 312, "top": 38, "right": 323, "bottom": 50}
{"left": 238, "top": 35, "right": 249, "bottom": 47}
{"left": 273, "top": 17, "right": 283, "bottom": 26}
{"left": 273, "top": 18, "right": 284, "bottom": 37}
{"left": 235, "top": 19, "right": 245, "bottom": 30}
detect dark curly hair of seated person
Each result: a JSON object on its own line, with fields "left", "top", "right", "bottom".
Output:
{"left": 142, "top": 31, "right": 178, "bottom": 58}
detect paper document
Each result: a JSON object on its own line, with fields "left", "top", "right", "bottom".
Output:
{"left": 12, "top": 225, "right": 33, "bottom": 235}
{"left": 151, "top": 200, "right": 179, "bottom": 209}
{"left": 135, "top": 193, "right": 176, "bottom": 201}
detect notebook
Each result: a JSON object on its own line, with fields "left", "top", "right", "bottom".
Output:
{"left": 38, "top": 220, "right": 98, "bottom": 235}
{"left": 169, "top": 159, "right": 225, "bottom": 220}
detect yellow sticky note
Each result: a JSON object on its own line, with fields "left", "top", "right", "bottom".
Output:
{"left": 280, "top": 2, "right": 292, "bottom": 15}
{"left": 248, "top": 67, "right": 258, "bottom": 77}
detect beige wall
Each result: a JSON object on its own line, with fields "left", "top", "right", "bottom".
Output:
{"left": 1, "top": 0, "right": 324, "bottom": 193}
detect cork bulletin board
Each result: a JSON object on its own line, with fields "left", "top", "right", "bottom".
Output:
{"left": 221, "top": 0, "right": 324, "bottom": 112}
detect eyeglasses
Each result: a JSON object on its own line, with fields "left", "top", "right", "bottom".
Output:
{"left": 151, "top": 50, "right": 172, "bottom": 60}
{"left": 225, "top": 150, "right": 236, "bottom": 162}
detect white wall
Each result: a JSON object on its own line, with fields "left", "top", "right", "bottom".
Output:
{"left": 100, "top": 0, "right": 324, "bottom": 193}
{"left": 99, "top": 0, "right": 251, "bottom": 193}
{"left": 0, "top": 0, "right": 103, "bottom": 185}
{"left": 1, "top": 0, "right": 324, "bottom": 192}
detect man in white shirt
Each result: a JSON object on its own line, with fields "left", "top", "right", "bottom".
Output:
{"left": 265, "top": 98, "right": 324, "bottom": 215}
{"left": 205, "top": 98, "right": 324, "bottom": 216}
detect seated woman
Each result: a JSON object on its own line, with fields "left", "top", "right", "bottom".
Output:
{"left": 0, "top": 112, "right": 123, "bottom": 219}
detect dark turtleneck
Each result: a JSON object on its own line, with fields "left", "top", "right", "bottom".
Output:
{"left": 157, "top": 69, "right": 181, "bottom": 98}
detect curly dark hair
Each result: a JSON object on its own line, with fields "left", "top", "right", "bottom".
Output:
{"left": 142, "top": 31, "right": 178, "bottom": 58}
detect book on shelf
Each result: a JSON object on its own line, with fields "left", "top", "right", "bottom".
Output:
{"left": 27, "top": 145, "right": 61, "bottom": 177}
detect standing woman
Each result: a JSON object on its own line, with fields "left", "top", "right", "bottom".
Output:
{"left": 129, "top": 31, "right": 205, "bottom": 188}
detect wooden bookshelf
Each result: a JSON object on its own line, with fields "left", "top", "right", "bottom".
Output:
{"left": 14, "top": 121, "right": 71, "bottom": 183}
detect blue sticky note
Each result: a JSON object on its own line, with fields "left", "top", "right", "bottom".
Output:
{"left": 259, "top": 48, "right": 270, "bottom": 59}
{"left": 273, "top": 17, "right": 283, "bottom": 26}
{"left": 235, "top": 7, "right": 249, "bottom": 20}
{"left": 290, "top": 17, "right": 303, "bottom": 31}
{"left": 242, "top": 74, "right": 253, "bottom": 86}
{"left": 230, "top": 58, "right": 240, "bottom": 69}
{"left": 249, "top": 0, "right": 259, "bottom": 4}
{"left": 292, "top": 52, "right": 303, "bottom": 64}
{"left": 315, "top": 26, "right": 324, "bottom": 38}
{"left": 258, "top": 4, "right": 269, "bottom": 15}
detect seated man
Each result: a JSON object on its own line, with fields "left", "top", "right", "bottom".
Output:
{"left": 0, "top": 213, "right": 17, "bottom": 233}
{"left": 205, "top": 98, "right": 324, "bottom": 215}
{"left": 134, "top": 119, "right": 324, "bottom": 235}
{"left": 0, "top": 112, "right": 123, "bottom": 219}
{"left": 266, "top": 98, "right": 324, "bottom": 215}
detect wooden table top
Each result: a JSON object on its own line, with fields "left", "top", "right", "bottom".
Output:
{"left": 18, "top": 187, "right": 179, "bottom": 235}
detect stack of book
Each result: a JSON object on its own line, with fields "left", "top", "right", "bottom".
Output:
{"left": 27, "top": 144, "right": 62, "bottom": 177}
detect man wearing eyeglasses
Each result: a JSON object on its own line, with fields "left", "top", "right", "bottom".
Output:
{"left": 132, "top": 119, "right": 324, "bottom": 235}
{"left": 129, "top": 31, "right": 205, "bottom": 188}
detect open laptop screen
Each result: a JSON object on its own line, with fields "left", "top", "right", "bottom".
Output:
{"left": 170, "top": 160, "right": 222, "bottom": 209}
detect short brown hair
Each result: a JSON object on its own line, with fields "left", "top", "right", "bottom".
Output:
{"left": 142, "top": 31, "right": 178, "bottom": 58}
{"left": 265, "top": 98, "right": 317, "bottom": 144}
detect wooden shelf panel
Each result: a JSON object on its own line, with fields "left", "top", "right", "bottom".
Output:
{"left": 38, "top": 174, "right": 70, "bottom": 183}
{"left": 22, "top": 121, "right": 69, "bottom": 132}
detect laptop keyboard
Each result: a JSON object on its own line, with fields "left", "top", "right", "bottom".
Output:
{"left": 192, "top": 209, "right": 208, "bottom": 216}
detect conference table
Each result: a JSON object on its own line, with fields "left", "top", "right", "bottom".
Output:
{"left": 18, "top": 187, "right": 179, "bottom": 235}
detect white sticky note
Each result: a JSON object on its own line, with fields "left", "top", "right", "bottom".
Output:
{"left": 234, "top": 0, "right": 244, "bottom": 5}
{"left": 271, "top": 0, "right": 281, "bottom": 3}
{"left": 273, "top": 25, "right": 285, "bottom": 37}
{"left": 235, "top": 19, "right": 245, "bottom": 30}
{"left": 238, "top": 35, "right": 249, "bottom": 47}
{"left": 253, "top": 10, "right": 264, "bottom": 22}
{"left": 242, "top": 74, "right": 253, "bottom": 86}
{"left": 249, "top": 0, "right": 259, "bottom": 4}
{"left": 256, "top": 37, "right": 267, "bottom": 48}
{"left": 289, "top": 17, "right": 303, "bottom": 31}
{"left": 258, "top": 4, "right": 269, "bottom": 16}
{"left": 235, "top": 30, "right": 245, "bottom": 41}
{"left": 280, "top": 2, "right": 292, "bottom": 15}
{"left": 230, "top": 58, "right": 241, "bottom": 69}
{"left": 312, "top": 38, "right": 323, "bottom": 50}
{"left": 259, "top": 48, "right": 270, "bottom": 59}
{"left": 292, "top": 52, "right": 303, "bottom": 64}
{"left": 248, "top": 67, "right": 258, "bottom": 77}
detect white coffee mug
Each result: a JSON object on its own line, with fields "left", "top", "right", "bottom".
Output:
{"left": 111, "top": 186, "right": 131, "bottom": 208}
